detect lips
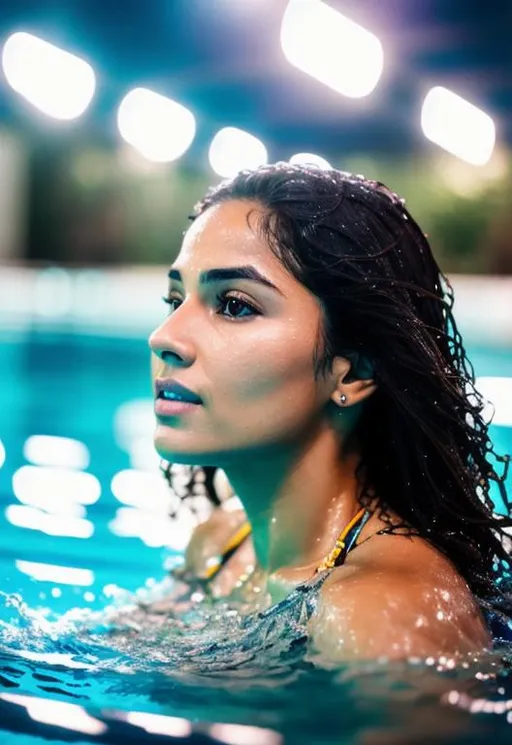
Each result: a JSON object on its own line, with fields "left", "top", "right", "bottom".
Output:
{"left": 154, "top": 378, "right": 203, "bottom": 405}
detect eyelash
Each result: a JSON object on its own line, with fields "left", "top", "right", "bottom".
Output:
{"left": 162, "top": 291, "right": 260, "bottom": 321}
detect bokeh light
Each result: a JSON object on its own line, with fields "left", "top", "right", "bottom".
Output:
{"left": 2, "top": 32, "right": 96, "bottom": 120}
{"left": 289, "top": 152, "right": 331, "bottom": 169}
{"left": 23, "top": 435, "right": 90, "bottom": 470}
{"left": 281, "top": 0, "right": 383, "bottom": 98}
{"left": 15, "top": 560, "right": 94, "bottom": 585}
{"left": 117, "top": 87, "right": 196, "bottom": 163}
{"left": 208, "top": 126, "right": 268, "bottom": 177}
{"left": 13, "top": 465, "right": 101, "bottom": 505}
{"left": 421, "top": 86, "right": 496, "bottom": 165}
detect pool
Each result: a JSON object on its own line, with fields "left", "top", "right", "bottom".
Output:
{"left": 1, "top": 326, "right": 512, "bottom": 744}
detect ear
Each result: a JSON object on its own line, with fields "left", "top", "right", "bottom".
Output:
{"left": 330, "top": 352, "right": 377, "bottom": 407}
{"left": 343, "top": 351, "right": 374, "bottom": 381}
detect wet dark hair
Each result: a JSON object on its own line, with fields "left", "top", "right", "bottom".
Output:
{"left": 162, "top": 162, "right": 511, "bottom": 623}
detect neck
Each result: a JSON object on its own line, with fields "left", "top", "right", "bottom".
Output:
{"left": 223, "top": 422, "right": 363, "bottom": 583}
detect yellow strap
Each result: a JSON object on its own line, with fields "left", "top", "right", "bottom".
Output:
{"left": 337, "top": 506, "right": 366, "bottom": 544}
{"left": 205, "top": 506, "right": 367, "bottom": 581}
{"left": 314, "top": 506, "right": 367, "bottom": 573}
{"left": 203, "top": 521, "right": 252, "bottom": 580}
{"left": 222, "top": 520, "right": 252, "bottom": 554}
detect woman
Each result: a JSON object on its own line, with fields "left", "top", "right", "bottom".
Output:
{"left": 149, "top": 163, "right": 511, "bottom": 663}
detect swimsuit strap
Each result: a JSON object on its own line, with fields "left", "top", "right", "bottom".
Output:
{"left": 318, "top": 507, "right": 372, "bottom": 572}
{"left": 203, "top": 507, "right": 370, "bottom": 582}
{"left": 202, "top": 521, "right": 252, "bottom": 580}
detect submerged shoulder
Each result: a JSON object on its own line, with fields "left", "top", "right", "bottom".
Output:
{"left": 184, "top": 507, "right": 247, "bottom": 575}
{"left": 308, "top": 534, "right": 490, "bottom": 662}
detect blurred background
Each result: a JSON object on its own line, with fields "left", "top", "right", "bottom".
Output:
{"left": 0, "top": 0, "right": 511, "bottom": 613}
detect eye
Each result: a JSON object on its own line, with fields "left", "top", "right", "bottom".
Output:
{"left": 162, "top": 291, "right": 260, "bottom": 321}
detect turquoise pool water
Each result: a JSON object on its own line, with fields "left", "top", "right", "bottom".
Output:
{"left": 1, "top": 328, "right": 512, "bottom": 745}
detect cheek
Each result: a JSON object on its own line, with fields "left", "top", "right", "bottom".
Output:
{"left": 212, "top": 322, "right": 319, "bottom": 407}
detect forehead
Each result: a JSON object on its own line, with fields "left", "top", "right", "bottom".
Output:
{"left": 176, "top": 198, "right": 324, "bottom": 338}
{"left": 177, "top": 200, "right": 289, "bottom": 280}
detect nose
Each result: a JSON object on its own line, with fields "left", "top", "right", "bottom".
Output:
{"left": 148, "top": 317, "right": 195, "bottom": 369}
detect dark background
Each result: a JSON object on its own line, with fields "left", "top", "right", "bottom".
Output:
{"left": 0, "top": 0, "right": 511, "bottom": 270}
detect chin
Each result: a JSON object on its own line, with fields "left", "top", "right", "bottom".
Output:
{"left": 153, "top": 437, "right": 219, "bottom": 467}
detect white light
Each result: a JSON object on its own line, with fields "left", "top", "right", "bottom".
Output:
{"left": 0, "top": 694, "right": 107, "bottom": 736}
{"left": 13, "top": 489, "right": 86, "bottom": 517}
{"left": 209, "top": 723, "right": 283, "bottom": 745}
{"left": 127, "top": 437, "right": 162, "bottom": 471}
{"left": 113, "top": 399, "right": 161, "bottom": 470}
{"left": 2, "top": 32, "right": 96, "bottom": 120}
{"left": 109, "top": 506, "right": 196, "bottom": 550}
{"left": 114, "top": 400, "right": 155, "bottom": 449}
{"left": 476, "top": 377, "right": 512, "bottom": 427}
{"left": 289, "top": 152, "right": 331, "bottom": 169}
{"left": 24, "top": 435, "right": 90, "bottom": 470}
{"left": 209, "top": 127, "right": 267, "bottom": 178}
{"left": 117, "top": 87, "right": 196, "bottom": 163}
{"left": 28, "top": 700, "right": 106, "bottom": 736}
{"left": 13, "top": 465, "right": 101, "bottom": 505}
{"left": 126, "top": 711, "right": 192, "bottom": 738}
{"left": 421, "top": 86, "right": 496, "bottom": 166}
{"left": 0, "top": 440, "right": 5, "bottom": 468}
{"left": 15, "top": 560, "right": 94, "bottom": 586}
{"left": 3, "top": 651, "right": 93, "bottom": 669}
{"left": 6, "top": 505, "right": 94, "bottom": 539}
{"left": 281, "top": 0, "right": 383, "bottom": 98}
{"left": 111, "top": 469, "right": 173, "bottom": 511}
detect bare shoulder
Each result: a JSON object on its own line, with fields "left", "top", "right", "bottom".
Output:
{"left": 308, "top": 534, "right": 491, "bottom": 662}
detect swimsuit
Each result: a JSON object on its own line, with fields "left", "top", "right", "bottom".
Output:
{"left": 161, "top": 508, "right": 372, "bottom": 673}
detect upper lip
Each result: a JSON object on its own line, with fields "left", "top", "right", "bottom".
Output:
{"left": 155, "top": 378, "right": 203, "bottom": 404}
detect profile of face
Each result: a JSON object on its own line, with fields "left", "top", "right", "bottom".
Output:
{"left": 149, "top": 200, "right": 355, "bottom": 467}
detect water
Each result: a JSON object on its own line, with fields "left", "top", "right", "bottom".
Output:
{"left": 1, "top": 327, "right": 512, "bottom": 744}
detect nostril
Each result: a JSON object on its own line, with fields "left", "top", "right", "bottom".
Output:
{"left": 162, "top": 351, "right": 185, "bottom": 364}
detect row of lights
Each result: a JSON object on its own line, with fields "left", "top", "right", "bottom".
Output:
{"left": 1, "top": 0, "right": 497, "bottom": 170}
{"left": 2, "top": 429, "right": 206, "bottom": 555}
{"left": 0, "top": 431, "right": 188, "bottom": 590}
{"left": 0, "top": 692, "right": 282, "bottom": 743}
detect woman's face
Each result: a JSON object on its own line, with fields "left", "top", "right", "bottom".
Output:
{"left": 149, "top": 199, "right": 335, "bottom": 466}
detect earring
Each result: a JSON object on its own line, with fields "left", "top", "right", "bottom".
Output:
{"left": 339, "top": 393, "right": 348, "bottom": 405}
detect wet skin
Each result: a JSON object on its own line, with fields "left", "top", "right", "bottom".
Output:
{"left": 149, "top": 200, "right": 490, "bottom": 661}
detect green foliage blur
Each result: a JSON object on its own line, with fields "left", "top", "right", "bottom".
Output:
{"left": 27, "top": 140, "right": 512, "bottom": 274}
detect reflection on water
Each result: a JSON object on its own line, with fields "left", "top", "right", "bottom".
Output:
{"left": 1, "top": 576, "right": 512, "bottom": 744}
{"left": 1, "top": 331, "right": 512, "bottom": 742}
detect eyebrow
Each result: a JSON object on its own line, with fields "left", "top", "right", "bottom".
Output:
{"left": 167, "top": 266, "right": 284, "bottom": 296}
